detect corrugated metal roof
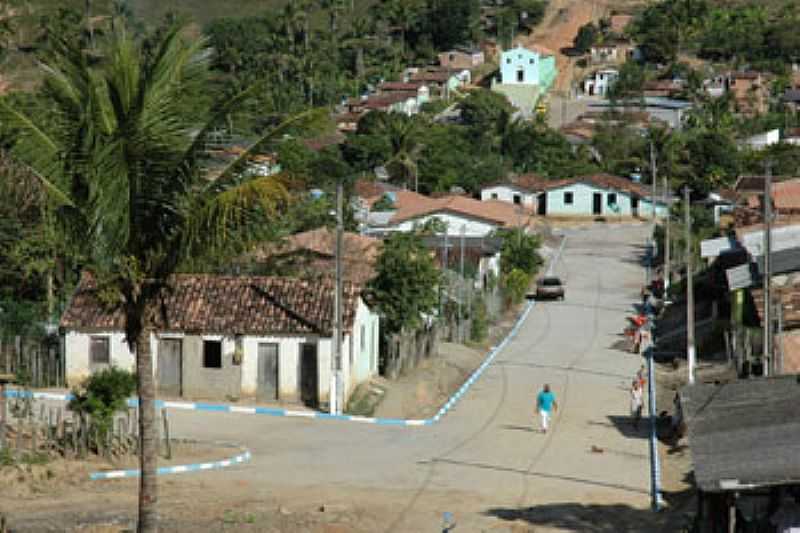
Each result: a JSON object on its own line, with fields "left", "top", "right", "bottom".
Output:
{"left": 680, "top": 376, "right": 800, "bottom": 493}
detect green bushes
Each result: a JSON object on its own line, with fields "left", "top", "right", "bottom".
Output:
{"left": 503, "top": 268, "right": 530, "bottom": 306}
{"left": 470, "top": 298, "right": 489, "bottom": 342}
{"left": 68, "top": 367, "right": 136, "bottom": 438}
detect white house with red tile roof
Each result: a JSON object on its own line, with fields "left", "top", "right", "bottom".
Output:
{"left": 60, "top": 274, "right": 379, "bottom": 408}
{"left": 365, "top": 194, "right": 535, "bottom": 238}
{"left": 480, "top": 174, "right": 548, "bottom": 210}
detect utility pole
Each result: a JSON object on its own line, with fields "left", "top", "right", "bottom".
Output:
{"left": 685, "top": 186, "right": 696, "bottom": 385}
{"left": 663, "top": 171, "right": 671, "bottom": 300}
{"left": 331, "top": 179, "right": 345, "bottom": 415}
{"left": 763, "top": 162, "right": 773, "bottom": 377}
{"left": 650, "top": 141, "right": 658, "bottom": 223}
{"left": 459, "top": 225, "right": 466, "bottom": 342}
{"left": 649, "top": 141, "right": 658, "bottom": 290}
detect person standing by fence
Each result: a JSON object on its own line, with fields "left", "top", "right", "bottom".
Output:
{"left": 630, "top": 379, "right": 643, "bottom": 430}
{"left": 536, "top": 384, "right": 558, "bottom": 434}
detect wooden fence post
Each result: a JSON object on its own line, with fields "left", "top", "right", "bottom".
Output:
{"left": 161, "top": 408, "right": 171, "bottom": 460}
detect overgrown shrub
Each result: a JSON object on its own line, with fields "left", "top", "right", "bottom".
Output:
{"left": 503, "top": 268, "right": 530, "bottom": 306}
{"left": 68, "top": 367, "right": 136, "bottom": 438}
{"left": 470, "top": 298, "right": 489, "bottom": 342}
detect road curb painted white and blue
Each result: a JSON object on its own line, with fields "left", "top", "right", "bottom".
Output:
{"left": 6, "top": 237, "right": 567, "bottom": 428}
{"left": 89, "top": 448, "right": 251, "bottom": 481}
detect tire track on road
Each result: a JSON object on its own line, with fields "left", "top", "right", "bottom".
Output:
{"left": 515, "top": 238, "right": 603, "bottom": 508}
{"left": 384, "top": 241, "right": 565, "bottom": 533}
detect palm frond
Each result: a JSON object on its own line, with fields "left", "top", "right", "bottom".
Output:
{"left": 0, "top": 98, "right": 60, "bottom": 161}
{"left": 181, "top": 173, "right": 291, "bottom": 261}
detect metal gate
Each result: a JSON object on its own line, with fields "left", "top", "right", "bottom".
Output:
{"left": 157, "top": 338, "right": 182, "bottom": 397}
{"left": 257, "top": 343, "right": 279, "bottom": 402}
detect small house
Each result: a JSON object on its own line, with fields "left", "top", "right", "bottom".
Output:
{"left": 366, "top": 194, "right": 534, "bottom": 238}
{"left": 60, "top": 274, "right": 380, "bottom": 407}
{"left": 480, "top": 174, "right": 547, "bottom": 209}
{"left": 589, "top": 40, "right": 637, "bottom": 64}
{"left": 438, "top": 47, "right": 485, "bottom": 70}
{"left": 583, "top": 69, "right": 619, "bottom": 97}
{"left": 727, "top": 71, "right": 769, "bottom": 116}
{"left": 536, "top": 173, "right": 669, "bottom": 218}
{"left": 782, "top": 89, "right": 800, "bottom": 113}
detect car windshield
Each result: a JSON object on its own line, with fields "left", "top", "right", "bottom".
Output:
{"left": 541, "top": 278, "right": 562, "bottom": 286}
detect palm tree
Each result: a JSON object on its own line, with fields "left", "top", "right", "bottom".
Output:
{"left": 319, "top": 0, "right": 345, "bottom": 39}
{"left": 341, "top": 16, "right": 374, "bottom": 89}
{"left": 0, "top": 24, "right": 325, "bottom": 532}
{"left": 376, "top": 113, "right": 425, "bottom": 192}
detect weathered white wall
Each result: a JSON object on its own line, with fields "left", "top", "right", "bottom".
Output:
{"left": 65, "top": 330, "right": 136, "bottom": 385}
{"left": 348, "top": 299, "right": 379, "bottom": 392}
{"left": 480, "top": 185, "right": 537, "bottom": 208}
{"left": 66, "top": 309, "right": 378, "bottom": 406}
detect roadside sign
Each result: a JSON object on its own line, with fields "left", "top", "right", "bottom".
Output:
{"left": 726, "top": 263, "right": 756, "bottom": 291}
{"left": 701, "top": 236, "right": 738, "bottom": 258}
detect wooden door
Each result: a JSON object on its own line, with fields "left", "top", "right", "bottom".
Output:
{"left": 593, "top": 193, "right": 603, "bottom": 215}
{"left": 157, "top": 338, "right": 182, "bottom": 397}
{"left": 257, "top": 343, "right": 279, "bottom": 402}
{"left": 299, "top": 343, "right": 318, "bottom": 408}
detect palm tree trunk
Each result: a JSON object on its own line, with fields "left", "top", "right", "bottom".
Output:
{"left": 356, "top": 46, "right": 365, "bottom": 81}
{"left": 85, "top": 0, "right": 94, "bottom": 49}
{"left": 136, "top": 324, "right": 158, "bottom": 533}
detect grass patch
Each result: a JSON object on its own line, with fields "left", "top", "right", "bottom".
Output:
{"left": 345, "top": 382, "right": 385, "bottom": 417}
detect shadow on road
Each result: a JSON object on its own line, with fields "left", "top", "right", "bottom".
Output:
{"left": 500, "top": 424, "right": 538, "bottom": 433}
{"left": 420, "top": 458, "right": 649, "bottom": 496}
{"left": 606, "top": 415, "right": 649, "bottom": 439}
{"left": 484, "top": 500, "right": 687, "bottom": 532}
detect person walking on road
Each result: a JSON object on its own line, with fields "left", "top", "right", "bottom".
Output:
{"left": 536, "top": 384, "right": 558, "bottom": 434}
{"left": 630, "top": 380, "right": 643, "bottom": 430}
{"left": 636, "top": 365, "right": 647, "bottom": 389}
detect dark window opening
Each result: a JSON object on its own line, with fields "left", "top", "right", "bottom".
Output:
{"left": 513, "top": 194, "right": 522, "bottom": 204}
{"left": 607, "top": 193, "right": 617, "bottom": 206}
{"left": 491, "top": 193, "right": 499, "bottom": 199}
{"left": 564, "top": 192, "right": 574, "bottom": 204}
{"left": 90, "top": 337, "right": 110, "bottom": 365}
{"left": 203, "top": 340, "right": 222, "bottom": 369}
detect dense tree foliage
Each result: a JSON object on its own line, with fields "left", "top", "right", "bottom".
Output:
{"left": 367, "top": 231, "right": 440, "bottom": 334}
{"left": 631, "top": 0, "right": 800, "bottom": 71}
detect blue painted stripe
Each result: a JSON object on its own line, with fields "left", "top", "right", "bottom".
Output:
{"left": 89, "top": 450, "right": 251, "bottom": 480}
{"left": 193, "top": 402, "right": 228, "bottom": 412}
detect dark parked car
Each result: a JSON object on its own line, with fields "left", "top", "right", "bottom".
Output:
{"left": 532, "top": 277, "right": 565, "bottom": 300}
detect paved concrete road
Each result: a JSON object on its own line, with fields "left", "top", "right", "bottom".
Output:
{"left": 169, "top": 224, "right": 653, "bottom": 531}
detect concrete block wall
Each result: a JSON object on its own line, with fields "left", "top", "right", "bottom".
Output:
{"left": 181, "top": 335, "right": 242, "bottom": 401}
